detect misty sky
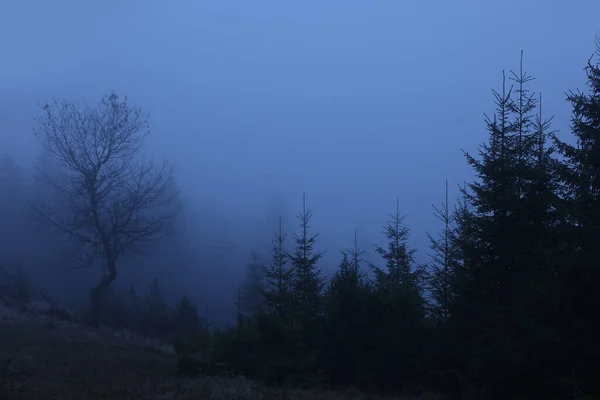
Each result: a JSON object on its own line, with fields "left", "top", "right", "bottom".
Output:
{"left": 1, "top": 1, "right": 600, "bottom": 308}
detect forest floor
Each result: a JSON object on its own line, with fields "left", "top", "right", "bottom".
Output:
{"left": 0, "top": 306, "right": 444, "bottom": 400}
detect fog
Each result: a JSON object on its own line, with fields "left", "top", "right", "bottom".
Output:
{"left": 1, "top": 0, "right": 599, "bottom": 326}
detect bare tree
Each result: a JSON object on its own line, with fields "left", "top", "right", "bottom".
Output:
{"left": 32, "top": 93, "right": 181, "bottom": 325}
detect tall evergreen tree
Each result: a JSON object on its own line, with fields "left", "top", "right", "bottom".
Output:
{"left": 425, "top": 180, "right": 458, "bottom": 324}
{"left": 369, "top": 198, "right": 426, "bottom": 391}
{"left": 289, "top": 193, "right": 325, "bottom": 328}
{"left": 454, "top": 52, "right": 560, "bottom": 398}
{"left": 322, "top": 232, "right": 369, "bottom": 386}
{"left": 456, "top": 69, "right": 524, "bottom": 398}
{"left": 508, "top": 55, "right": 563, "bottom": 399}
{"left": 519, "top": 92, "right": 563, "bottom": 392}
{"left": 552, "top": 36, "right": 600, "bottom": 396}
{"left": 249, "top": 212, "right": 312, "bottom": 386}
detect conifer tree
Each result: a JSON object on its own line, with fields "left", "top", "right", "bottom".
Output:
{"left": 457, "top": 69, "right": 525, "bottom": 396}
{"left": 323, "top": 231, "right": 369, "bottom": 385}
{"left": 458, "top": 60, "right": 536, "bottom": 318}
{"left": 423, "top": 184, "right": 473, "bottom": 396}
{"left": 552, "top": 35, "right": 600, "bottom": 396}
{"left": 261, "top": 215, "right": 294, "bottom": 319}
{"left": 371, "top": 198, "right": 423, "bottom": 299}
{"left": 330, "top": 232, "right": 366, "bottom": 294}
{"left": 345, "top": 230, "right": 365, "bottom": 278}
{"left": 446, "top": 181, "right": 478, "bottom": 330}
{"left": 289, "top": 193, "right": 325, "bottom": 328}
{"left": 520, "top": 92, "right": 562, "bottom": 364}
{"left": 425, "top": 180, "right": 458, "bottom": 323}
{"left": 368, "top": 199, "right": 426, "bottom": 391}
{"left": 509, "top": 50, "right": 539, "bottom": 196}
{"left": 248, "top": 216, "right": 303, "bottom": 384}
{"left": 454, "top": 52, "right": 560, "bottom": 397}
{"left": 239, "top": 251, "right": 265, "bottom": 315}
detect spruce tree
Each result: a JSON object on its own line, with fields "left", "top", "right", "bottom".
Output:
{"left": 253, "top": 216, "right": 304, "bottom": 384}
{"left": 457, "top": 69, "right": 523, "bottom": 397}
{"left": 508, "top": 50, "right": 539, "bottom": 196}
{"left": 552, "top": 36, "right": 600, "bottom": 396}
{"left": 282, "top": 193, "right": 325, "bottom": 383}
{"left": 372, "top": 197, "right": 423, "bottom": 299}
{"left": 459, "top": 69, "right": 523, "bottom": 317}
{"left": 322, "top": 232, "right": 369, "bottom": 385}
{"left": 425, "top": 180, "right": 458, "bottom": 324}
{"left": 261, "top": 215, "right": 294, "bottom": 319}
{"left": 454, "top": 52, "right": 560, "bottom": 397}
{"left": 289, "top": 193, "right": 325, "bottom": 328}
{"left": 369, "top": 198, "right": 426, "bottom": 391}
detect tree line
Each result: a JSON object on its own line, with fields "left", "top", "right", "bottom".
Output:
{"left": 205, "top": 44, "right": 600, "bottom": 398}
{"left": 1, "top": 37, "right": 600, "bottom": 399}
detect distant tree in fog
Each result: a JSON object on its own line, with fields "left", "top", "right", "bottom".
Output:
{"left": 261, "top": 214, "right": 294, "bottom": 319}
{"left": 239, "top": 251, "right": 266, "bottom": 315}
{"left": 32, "top": 93, "right": 181, "bottom": 326}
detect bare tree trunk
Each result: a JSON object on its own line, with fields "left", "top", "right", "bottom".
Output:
{"left": 33, "top": 94, "right": 180, "bottom": 330}
{"left": 89, "top": 258, "right": 117, "bottom": 327}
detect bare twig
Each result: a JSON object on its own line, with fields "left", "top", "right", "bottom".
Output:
{"left": 31, "top": 93, "right": 182, "bottom": 322}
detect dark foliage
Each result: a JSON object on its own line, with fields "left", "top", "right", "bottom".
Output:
{"left": 199, "top": 45, "right": 600, "bottom": 399}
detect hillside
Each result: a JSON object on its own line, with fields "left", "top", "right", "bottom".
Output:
{"left": 0, "top": 304, "right": 439, "bottom": 400}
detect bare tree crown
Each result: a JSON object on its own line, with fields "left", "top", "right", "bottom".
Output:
{"left": 33, "top": 93, "right": 180, "bottom": 266}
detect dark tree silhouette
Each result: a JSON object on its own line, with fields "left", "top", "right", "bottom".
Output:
{"left": 369, "top": 198, "right": 426, "bottom": 391}
{"left": 322, "top": 231, "right": 370, "bottom": 386}
{"left": 425, "top": 180, "right": 458, "bottom": 324}
{"left": 239, "top": 251, "right": 266, "bottom": 315}
{"left": 552, "top": 35, "right": 600, "bottom": 396}
{"left": 261, "top": 215, "right": 294, "bottom": 319}
{"left": 32, "top": 93, "right": 181, "bottom": 325}
{"left": 289, "top": 193, "right": 325, "bottom": 328}
{"left": 452, "top": 52, "right": 564, "bottom": 398}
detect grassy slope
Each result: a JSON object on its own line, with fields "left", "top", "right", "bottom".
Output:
{"left": 0, "top": 317, "right": 443, "bottom": 400}
{"left": 0, "top": 322, "right": 181, "bottom": 399}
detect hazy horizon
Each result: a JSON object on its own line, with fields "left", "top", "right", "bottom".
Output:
{"left": 1, "top": 0, "right": 599, "bottom": 324}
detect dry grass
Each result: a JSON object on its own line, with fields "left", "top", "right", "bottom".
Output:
{"left": 0, "top": 298, "right": 175, "bottom": 354}
{"left": 0, "top": 305, "right": 446, "bottom": 400}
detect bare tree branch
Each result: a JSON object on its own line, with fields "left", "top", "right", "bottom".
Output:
{"left": 32, "top": 93, "right": 182, "bottom": 323}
